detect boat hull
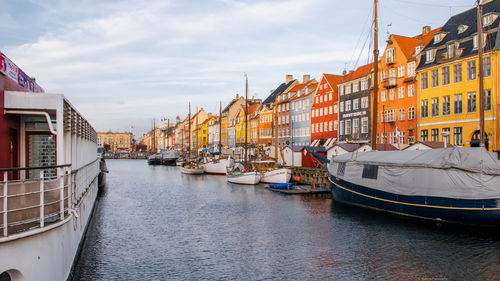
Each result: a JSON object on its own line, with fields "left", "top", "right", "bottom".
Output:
{"left": 180, "top": 167, "right": 204, "bottom": 174}
{"left": 227, "top": 172, "right": 261, "bottom": 185}
{"left": 260, "top": 168, "right": 292, "bottom": 183}
{"left": 329, "top": 176, "right": 500, "bottom": 225}
{"left": 201, "top": 158, "right": 234, "bottom": 175}
{"left": 161, "top": 158, "right": 177, "bottom": 166}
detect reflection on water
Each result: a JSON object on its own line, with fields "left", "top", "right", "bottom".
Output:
{"left": 72, "top": 160, "right": 500, "bottom": 280}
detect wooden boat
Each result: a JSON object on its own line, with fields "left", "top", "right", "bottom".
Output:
{"left": 226, "top": 162, "right": 261, "bottom": 185}
{"left": 181, "top": 163, "right": 204, "bottom": 174}
{"left": 254, "top": 160, "right": 292, "bottom": 183}
{"left": 201, "top": 157, "right": 234, "bottom": 175}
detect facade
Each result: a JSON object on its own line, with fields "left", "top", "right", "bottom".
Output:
{"left": 249, "top": 104, "right": 261, "bottom": 146}
{"left": 338, "top": 63, "right": 374, "bottom": 143}
{"left": 190, "top": 108, "right": 209, "bottom": 151}
{"left": 310, "top": 74, "right": 343, "bottom": 147}
{"left": 377, "top": 27, "right": 439, "bottom": 145}
{"left": 290, "top": 79, "right": 318, "bottom": 146}
{"left": 98, "top": 132, "right": 133, "bottom": 152}
{"left": 277, "top": 75, "right": 310, "bottom": 147}
{"left": 417, "top": 1, "right": 500, "bottom": 151}
{"left": 207, "top": 116, "right": 220, "bottom": 149}
{"left": 258, "top": 105, "right": 274, "bottom": 145}
{"left": 198, "top": 116, "right": 215, "bottom": 149}
{"left": 221, "top": 94, "right": 245, "bottom": 147}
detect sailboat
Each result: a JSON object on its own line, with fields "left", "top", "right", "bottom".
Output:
{"left": 257, "top": 99, "right": 292, "bottom": 183}
{"left": 227, "top": 75, "right": 262, "bottom": 184}
{"left": 200, "top": 101, "right": 235, "bottom": 174}
{"left": 181, "top": 102, "right": 204, "bottom": 175}
{"left": 328, "top": 0, "right": 500, "bottom": 225}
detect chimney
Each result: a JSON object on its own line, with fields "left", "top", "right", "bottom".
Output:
{"left": 286, "top": 74, "right": 293, "bottom": 84}
{"left": 422, "top": 26, "right": 431, "bottom": 35}
{"left": 302, "top": 74, "right": 310, "bottom": 83}
{"left": 349, "top": 70, "right": 354, "bottom": 74}
{"left": 342, "top": 70, "right": 347, "bottom": 75}
{"left": 236, "top": 93, "right": 239, "bottom": 99}
{"left": 270, "top": 89, "right": 274, "bottom": 94}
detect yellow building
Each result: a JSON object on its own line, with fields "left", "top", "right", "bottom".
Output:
{"left": 198, "top": 116, "right": 216, "bottom": 149}
{"left": 416, "top": 2, "right": 499, "bottom": 151}
{"left": 98, "top": 132, "right": 133, "bottom": 152}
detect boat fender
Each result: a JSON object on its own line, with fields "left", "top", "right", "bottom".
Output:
{"left": 243, "top": 169, "right": 247, "bottom": 172}
{"left": 294, "top": 176, "right": 300, "bottom": 182}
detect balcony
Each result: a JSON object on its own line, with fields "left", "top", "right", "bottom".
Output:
{"left": 383, "top": 77, "right": 397, "bottom": 89}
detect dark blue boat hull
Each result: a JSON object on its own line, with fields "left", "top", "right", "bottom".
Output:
{"left": 329, "top": 175, "right": 500, "bottom": 225}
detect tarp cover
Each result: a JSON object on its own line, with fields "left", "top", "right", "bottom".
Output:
{"left": 328, "top": 147, "right": 500, "bottom": 199}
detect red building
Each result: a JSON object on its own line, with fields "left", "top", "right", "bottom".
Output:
{"left": 310, "top": 73, "right": 343, "bottom": 147}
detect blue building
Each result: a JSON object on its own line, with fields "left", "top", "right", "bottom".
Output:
{"left": 290, "top": 79, "right": 317, "bottom": 146}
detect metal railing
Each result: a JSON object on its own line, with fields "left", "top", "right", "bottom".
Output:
{"left": 0, "top": 159, "right": 99, "bottom": 237}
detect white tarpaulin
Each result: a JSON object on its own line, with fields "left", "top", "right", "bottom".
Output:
{"left": 328, "top": 147, "right": 500, "bottom": 200}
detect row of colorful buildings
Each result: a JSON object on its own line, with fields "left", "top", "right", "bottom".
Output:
{"left": 137, "top": 1, "right": 500, "bottom": 154}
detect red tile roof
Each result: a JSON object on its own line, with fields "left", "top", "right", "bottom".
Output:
{"left": 341, "top": 62, "right": 374, "bottom": 83}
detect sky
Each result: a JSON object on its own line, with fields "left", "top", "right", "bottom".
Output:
{"left": 0, "top": 0, "right": 479, "bottom": 137}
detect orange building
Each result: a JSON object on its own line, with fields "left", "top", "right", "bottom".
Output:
{"left": 377, "top": 26, "right": 440, "bottom": 145}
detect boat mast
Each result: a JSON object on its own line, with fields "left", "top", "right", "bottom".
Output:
{"left": 477, "top": 0, "right": 485, "bottom": 147}
{"left": 188, "top": 102, "right": 191, "bottom": 157}
{"left": 371, "top": 0, "right": 379, "bottom": 151}
{"left": 219, "top": 101, "right": 222, "bottom": 152}
{"left": 274, "top": 100, "right": 278, "bottom": 165}
{"left": 245, "top": 74, "right": 248, "bottom": 164}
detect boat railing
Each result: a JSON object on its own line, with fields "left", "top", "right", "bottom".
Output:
{"left": 0, "top": 159, "right": 99, "bottom": 238}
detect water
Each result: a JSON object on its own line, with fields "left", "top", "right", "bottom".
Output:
{"left": 72, "top": 160, "right": 500, "bottom": 280}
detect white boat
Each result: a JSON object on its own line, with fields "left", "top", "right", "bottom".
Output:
{"left": 261, "top": 168, "right": 292, "bottom": 184}
{"left": 200, "top": 157, "right": 234, "bottom": 175}
{"left": 227, "top": 171, "right": 262, "bottom": 185}
{"left": 181, "top": 163, "right": 204, "bottom": 174}
{"left": 226, "top": 162, "right": 261, "bottom": 185}
{"left": 0, "top": 87, "right": 99, "bottom": 280}
{"left": 253, "top": 160, "right": 292, "bottom": 183}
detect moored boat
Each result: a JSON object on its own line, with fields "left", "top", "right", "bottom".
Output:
{"left": 181, "top": 163, "right": 204, "bottom": 174}
{"left": 254, "top": 160, "right": 292, "bottom": 183}
{"left": 226, "top": 162, "right": 262, "bottom": 185}
{"left": 0, "top": 58, "right": 100, "bottom": 281}
{"left": 328, "top": 147, "right": 500, "bottom": 225}
{"left": 200, "top": 157, "right": 234, "bottom": 175}
{"left": 147, "top": 154, "right": 161, "bottom": 165}
{"left": 160, "top": 150, "right": 180, "bottom": 166}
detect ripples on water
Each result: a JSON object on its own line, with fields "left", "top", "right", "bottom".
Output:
{"left": 72, "top": 160, "right": 500, "bottom": 280}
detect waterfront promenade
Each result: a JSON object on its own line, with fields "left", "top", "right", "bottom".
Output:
{"left": 73, "top": 159, "right": 500, "bottom": 280}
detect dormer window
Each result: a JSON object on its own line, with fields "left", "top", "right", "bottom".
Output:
{"left": 473, "top": 35, "right": 478, "bottom": 49}
{"left": 447, "top": 43, "right": 456, "bottom": 59}
{"left": 434, "top": 33, "right": 444, "bottom": 44}
{"left": 458, "top": 24, "right": 469, "bottom": 34}
{"left": 426, "top": 49, "right": 435, "bottom": 63}
{"left": 414, "top": 46, "right": 422, "bottom": 56}
{"left": 483, "top": 14, "right": 497, "bottom": 27}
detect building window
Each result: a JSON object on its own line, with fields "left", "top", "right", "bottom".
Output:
{"left": 329, "top": 106, "right": 333, "bottom": 114}
{"left": 381, "top": 70, "right": 387, "bottom": 81}
{"left": 442, "top": 96, "right": 451, "bottom": 116}
{"left": 454, "top": 127, "right": 463, "bottom": 146}
{"left": 454, "top": 94, "right": 462, "bottom": 114}
{"left": 448, "top": 43, "right": 456, "bottom": 59}
{"left": 398, "top": 65, "right": 405, "bottom": 77}
{"left": 431, "top": 69, "right": 439, "bottom": 87}
{"left": 483, "top": 57, "right": 491, "bottom": 77}
{"left": 334, "top": 105, "right": 338, "bottom": 113}
{"left": 353, "top": 99, "right": 359, "bottom": 110}
{"left": 473, "top": 35, "right": 478, "bottom": 49}
{"left": 408, "top": 84, "right": 414, "bottom": 97}
{"left": 361, "top": 117, "right": 368, "bottom": 134}
{"left": 408, "top": 107, "right": 415, "bottom": 120}
{"left": 421, "top": 99, "right": 428, "bottom": 118}
{"left": 340, "top": 102, "right": 344, "bottom": 112}
{"left": 381, "top": 90, "right": 387, "bottom": 102}
{"left": 421, "top": 72, "right": 428, "bottom": 89}
{"left": 442, "top": 127, "right": 450, "bottom": 144}
{"left": 431, "top": 129, "right": 439, "bottom": 142}
{"left": 345, "top": 120, "right": 352, "bottom": 135}
{"left": 485, "top": 89, "right": 491, "bottom": 111}
{"left": 426, "top": 50, "right": 434, "bottom": 63}
{"left": 431, "top": 98, "right": 439, "bottom": 117}
{"left": 467, "top": 61, "right": 476, "bottom": 80}
{"left": 353, "top": 82, "right": 359, "bottom": 93}
{"left": 324, "top": 121, "right": 328, "bottom": 132}
{"left": 399, "top": 131, "right": 406, "bottom": 144}
{"left": 345, "top": 100, "right": 352, "bottom": 111}
{"left": 398, "top": 86, "right": 405, "bottom": 99}
{"left": 334, "top": 120, "right": 338, "bottom": 130}
{"left": 454, "top": 64, "right": 462, "bottom": 83}
{"left": 340, "top": 120, "right": 344, "bottom": 135}
{"left": 467, "top": 92, "right": 476, "bottom": 113}
{"left": 442, "top": 66, "right": 450, "bottom": 85}
{"left": 399, "top": 108, "right": 405, "bottom": 120}
{"left": 407, "top": 61, "right": 416, "bottom": 76}
{"left": 361, "top": 97, "right": 369, "bottom": 108}
{"left": 387, "top": 48, "right": 395, "bottom": 64}
{"left": 389, "top": 89, "right": 396, "bottom": 100}
{"left": 353, "top": 119, "right": 359, "bottom": 134}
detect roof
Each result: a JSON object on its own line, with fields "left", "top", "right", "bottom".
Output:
{"left": 263, "top": 79, "right": 297, "bottom": 104}
{"left": 334, "top": 143, "right": 362, "bottom": 152}
{"left": 340, "top": 63, "right": 374, "bottom": 83}
{"left": 222, "top": 98, "right": 239, "bottom": 113}
{"left": 323, "top": 74, "right": 344, "bottom": 89}
{"left": 418, "top": 1, "right": 500, "bottom": 69}
{"left": 408, "top": 141, "right": 454, "bottom": 149}
{"left": 290, "top": 81, "right": 318, "bottom": 101}
{"left": 248, "top": 103, "right": 260, "bottom": 115}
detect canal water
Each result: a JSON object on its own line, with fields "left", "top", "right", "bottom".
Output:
{"left": 72, "top": 159, "right": 500, "bottom": 280}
